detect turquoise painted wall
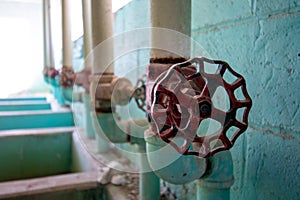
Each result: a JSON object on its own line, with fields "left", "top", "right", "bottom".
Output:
{"left": 192, "top": 0, "right": 300, "bottom": 199}
{"left": 111, "top": 0, "right": 151, "bottom": 167}
{"left": 114, "top": 0, "right": 150, "bottom": 121}
{"left": 114, "top": 0, "right": 300, "bottom": 199}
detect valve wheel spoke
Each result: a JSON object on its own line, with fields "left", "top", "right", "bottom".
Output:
{"left": 235, "top": 100, "right": 252, "bottom": 108}
{"left": 150, "top": 57, "right": 252, "bottom": 158}
{"left": 230, "top": 77, "right": 245, "bottom": 90}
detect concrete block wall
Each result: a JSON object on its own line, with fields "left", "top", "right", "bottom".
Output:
{"left": 114, "top": 0, "right": 300, "bottom": 199}
{"left": 113, "top": 0, "right": 150, "bottom": 120}
{"left": 112, "top": 0, "right": 151, "bottom": 168}
{"left": 192, "top": 0, "right": 300, "bottom": 199}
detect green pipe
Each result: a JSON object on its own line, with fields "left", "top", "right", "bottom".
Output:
{"left": 140, "top": 171, "right": 160, "bottom": 200}
{"left": 53, "top": 86, "right": 66, "bottom": 105}
{"left": 197, "top": 188, "right": 229, "bottom": 200}
{"left": 94, "top": 112, "right": 146, "bottom": 144}
{"left": 197, "top": 150, "right": 234, "bottom": 200}
{"left": 49, "top": 78, "right": 66, "bottom": 105}
{"left": 82, "top": 93, "right": 96, "bottom": 138}
{"left": 139, "top": 144, "right": 160, "bottom": 200}
{"left": 91, "top": 112, "right": 111, "bottom": 153}
{"left": 61, "top": 87, "right": 82, "bottom": 102}
{"left": 93, "top": 112, "right": 160, "bottom": 200}
{"left": 145, "top": 129, "right": 234, "bottom": 199}
{"left": 61, "top": 88, "right": 96, "bottom": 139}
{"left": 93, "top": 113, "right": 126, "bottom": 144}
{"left": 145, "top": 129, "right": 207, "bottom": 184}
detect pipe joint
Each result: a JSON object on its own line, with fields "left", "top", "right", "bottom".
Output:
{"left": 90, "top": 74, "right": 135, "bottom": 111}
{"left": 198, "top": 150, "right": 234, "bottom": 189}
{"left": 61, "top": 87, "right": 82, "bottom": 102}
{"left": 74, "top": 67, "right": 92, "bottom": 92}
{"left": 90, "top": 74, "right": 114, "bottom": 111}
{"left": 111, "top": 77, "right": 135, "bottom": 106}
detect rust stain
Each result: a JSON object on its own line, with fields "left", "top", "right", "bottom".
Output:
{"left": 249, "top": 125, "right": 297, "bottom": 141}
{"left": 150, "top": 57, "right": 188, "bottom": 64}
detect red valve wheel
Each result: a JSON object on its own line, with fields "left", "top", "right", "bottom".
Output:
{"left": 59, "top": 66, "right": 76, "bottom": 87}
{"left": 45, "top": 66, "right": 59, "bottom": 78}
{"left": 150, "top": 57, "right": 252, "bottom": 158}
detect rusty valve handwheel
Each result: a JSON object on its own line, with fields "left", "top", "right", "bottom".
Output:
{"left": 133, "top": 74, "right": 147, "bottom": 112}
{"left": 59, "top": 66, "right": 76, "bottom": 87}
{"left": 150, "top": 57, "right": 252, "bottom": 158}
{"left": 44, "top": 66, "right": 59, "bottom": 78}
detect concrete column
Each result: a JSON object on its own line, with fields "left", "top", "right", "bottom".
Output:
{"left": 150, "top": 0, "right": 191, "bottom": 59}
{"left": 62, "top": 0, "right": 72, "bottom": 67}
{"left": 90, "top": 0, "right": 114, "bottom": 74}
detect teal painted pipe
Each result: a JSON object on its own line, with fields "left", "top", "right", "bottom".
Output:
{"left": 197, "top": 150, "right": 234, "bottom": 200}
{"left": 49, "top": 77, "right": 60, "bottom": 87}
{"left": 139, "top": 144, "right": 160, "bottom": 200}
{"left": 83, "top": 93, "right": 96, "bottom": 138}
{"left": 93, "top": 113, "right": 160, "bottom": 200}
{"left": 91, "top": 112, "right": 146, "bottom": 152}
{"left": 94, "top": 112, "right": 147, "bottom": 144}
{"left": 53, "top": 86, "right": 66, "bottom": 105}
{"left": 91, "top": 112, "right": 111, "bottom": 153}
{"left": 145, "top": 129, "right": 207, "bottom": 184}
{"left": 0, "top": 101, "right": 51, "bottom": 111}
{"left": 44, "top": 76, "right": 50, "bottom": 84}
{"left": 48, "top": 77, "right": 66, "bottom": 105}
{"left": 197, "top": 188, "right": 229, "bottom": 200}
{"left": 61, "top": 88, "right": 96, "bottom": 139}
{"left": 61, "top": 87, "right": 82, "bottom": 102}
{"left": 140, "top": 171, "right": 160, "bottom": 200}
{"left": 145, "top": 129, "right": 234, "bottom": 200}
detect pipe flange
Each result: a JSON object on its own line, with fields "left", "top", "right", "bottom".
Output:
{"left": 111, "top": 77, "right": 134, "bottom": 106}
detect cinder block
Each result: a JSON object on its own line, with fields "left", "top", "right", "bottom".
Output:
{"left": 192, "top": 11, "right": 300, "bottom": 131}
{"left": 192, "top": 0, "right": 252, "bottom": 30}
{"left": 255, "top": 0, "right": 291, "bottom": 15}
{"left": 243, "top": 128, "right": 300, "bottom": 199}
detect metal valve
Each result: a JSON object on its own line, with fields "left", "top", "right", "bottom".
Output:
{"left": 132, "top": 74, "right": 147, "bottom": 112}
{"left": 149, "top": 57, "right": 252, "bottom": 158}
{"left": 59, "top": 66, "right": 75, "bottom": 87}
{"left": 44, "top": 66, "right": 59, "bottom": 78}
{"left": 110, "top": 74, "right": 147, "bottom": 111}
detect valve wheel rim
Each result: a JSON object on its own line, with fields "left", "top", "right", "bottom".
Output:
{"left": 150, "top": 57, "right": 252, "bottom": 158}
